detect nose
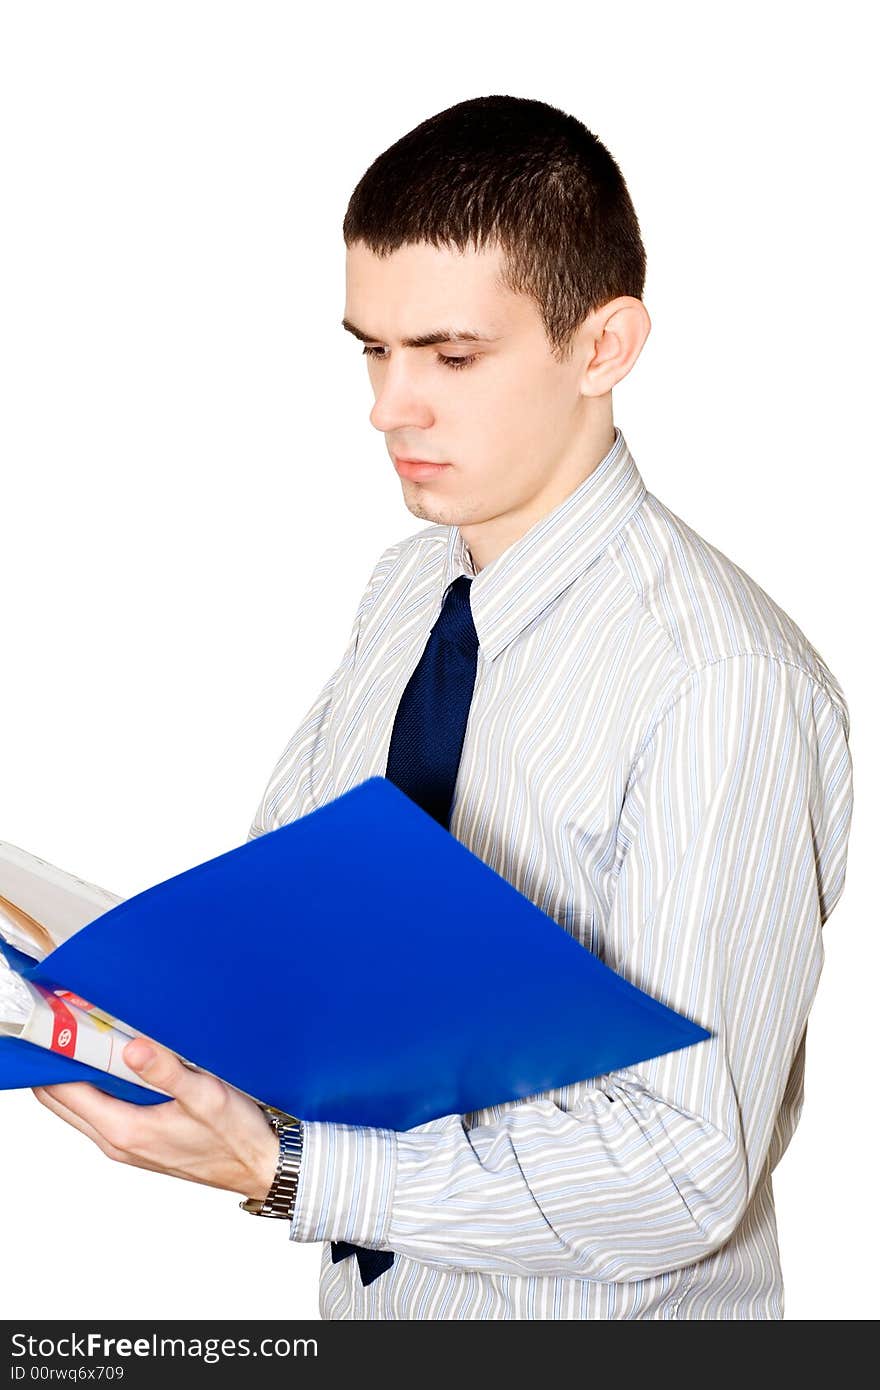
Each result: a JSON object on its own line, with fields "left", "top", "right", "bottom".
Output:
{"left": 369, "top": 360, "right": 434, "bottom": 434}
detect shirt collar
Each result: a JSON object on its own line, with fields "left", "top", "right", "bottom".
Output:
{"left": 441, "top": 426, "right": 647, "bottom": 662}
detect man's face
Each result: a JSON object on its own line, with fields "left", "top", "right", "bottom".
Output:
{"left": 343, "top": 239, "right": 601, "bottom": 534}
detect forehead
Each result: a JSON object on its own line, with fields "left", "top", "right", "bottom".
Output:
{"left": 344, "top": 239, "right": 530, "bottom": 337}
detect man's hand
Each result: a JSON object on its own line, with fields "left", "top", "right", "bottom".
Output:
{"left": 31, "top": 1037, "right": 280, "bottom": 1201}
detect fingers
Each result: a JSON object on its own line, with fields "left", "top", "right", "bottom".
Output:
{"left": 31, "top": 1064, "right": 278, "bottom": 1195}
{"left": 32, "top": 1084, "right": 131, "bottom": 1163}
{"left": 32, "top": 1083, "right": 178, "bottom": 1177}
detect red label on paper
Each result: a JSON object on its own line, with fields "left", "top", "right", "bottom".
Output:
{"left": 55, "top": 989, "right": 95, "bottom": 1012}
{"left": 34, "top": 985, "right": 78, "bottom": 1057}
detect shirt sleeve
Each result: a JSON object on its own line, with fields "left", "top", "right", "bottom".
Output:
{"left": 244, "top": 540, "right": 405, "bottom": 1231}
{"left": 289, "top": 652, "right": 854, "bottom": 1280}
{"left": 245, "top": 540, "right": 402, "bottom": 843}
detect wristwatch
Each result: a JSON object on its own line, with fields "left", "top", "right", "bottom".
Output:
{"left": 239, "top": 1109, "right": 303, "bottom": 1219}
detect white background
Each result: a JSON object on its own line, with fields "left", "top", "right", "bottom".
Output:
{"left": 1, "top": 1, "right": 875, "bottom": 1322}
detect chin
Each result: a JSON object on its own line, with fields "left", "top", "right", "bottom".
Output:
{"left": 403, "top": 496, "right": 440, "bottom": 522}
{"left": 401, "top": 491, "right": 455, "bottom": 526}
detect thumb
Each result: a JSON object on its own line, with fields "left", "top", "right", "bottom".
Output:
{"left": 123, "top": 1036, "right": 201, "bottom": 1103}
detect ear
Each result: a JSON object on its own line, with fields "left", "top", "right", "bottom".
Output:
{"left": 577, "top": 296, "right": 652, "bottom": 396}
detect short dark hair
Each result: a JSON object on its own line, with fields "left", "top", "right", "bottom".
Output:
{"left": 343, "top": 95, "right": 646, "bottom": 362}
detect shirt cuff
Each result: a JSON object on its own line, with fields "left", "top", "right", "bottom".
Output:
{"left": 290, "top": 1118, "right": 398, "bottom": 1249}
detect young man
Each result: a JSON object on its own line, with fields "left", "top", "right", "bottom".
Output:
{"left": 34, "top": 95, "right": 854, "bottom": 1321}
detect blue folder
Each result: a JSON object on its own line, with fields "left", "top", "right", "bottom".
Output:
{"left": 1, "top": 776, "right": 712, "bottom": 1130}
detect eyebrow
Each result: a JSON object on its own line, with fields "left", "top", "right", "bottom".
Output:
{"left": 341, "top": 318, "right": 500, "bottom": 348}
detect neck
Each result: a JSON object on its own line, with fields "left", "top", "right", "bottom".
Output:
{"left": 461, "top": 416, "right": 616, "bottom": 574}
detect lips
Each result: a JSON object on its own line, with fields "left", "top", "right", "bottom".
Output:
{"left": 393, "top": 454, "right": 452, "bottom": 480}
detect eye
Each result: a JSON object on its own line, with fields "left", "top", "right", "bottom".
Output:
{"left": 437, "top": 353, "right": 478, "bottom": 370}
{"left": 360, "top": 345, "right": 479, "bottom": 370}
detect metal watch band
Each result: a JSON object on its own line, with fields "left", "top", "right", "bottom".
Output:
{"left": 239, "top": 1113, "right": 303, "bottom": 1219}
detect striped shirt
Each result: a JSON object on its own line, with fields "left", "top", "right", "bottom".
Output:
{"left": 247, "top": 426, "right": 854, "bottom": 1320}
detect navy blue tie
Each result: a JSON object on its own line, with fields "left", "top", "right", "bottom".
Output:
{"left": 330, "top": 574, "right": 480, "bottom": 1287}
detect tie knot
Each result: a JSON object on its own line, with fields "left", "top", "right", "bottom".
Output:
{"left": 433, "top": 575, "right": 479, "bottom": 659}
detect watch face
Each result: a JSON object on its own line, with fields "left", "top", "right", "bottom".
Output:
{"left": 265, "top": 1106, "right": 300, "bottom": 1126}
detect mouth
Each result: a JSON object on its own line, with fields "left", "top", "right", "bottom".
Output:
{"left": 393, "top": 454, "right": 452, "bottom": 480}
